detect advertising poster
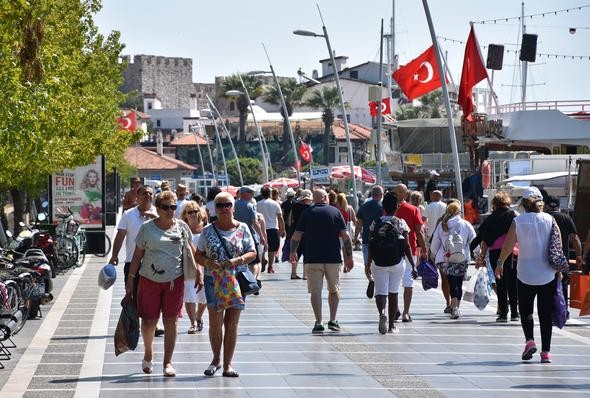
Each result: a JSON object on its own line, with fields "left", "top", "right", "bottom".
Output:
{"left": 51, "top": 155, "right": 105, "bottom": 229}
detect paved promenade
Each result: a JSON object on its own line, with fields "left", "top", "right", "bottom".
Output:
{"left": 1, "top": 234, "right": 590, "bottom": 397}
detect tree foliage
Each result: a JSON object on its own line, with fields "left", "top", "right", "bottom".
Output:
{"left": 226, "top": 157, "right": 262, "bottom": 186}
{"left": 395, "top": 90, "right": 448, "bottom": 120}
{"left": 0, "top": 0, "right": 140, "bottom": 191}
{"left": 305, "top": 86, "right": 340, "bottom": 165}
{"left": 262, "top": 78, "right": 307, "bottom": 159}
{"left": 221, "top": 74, "right": 263, "bottom": 154}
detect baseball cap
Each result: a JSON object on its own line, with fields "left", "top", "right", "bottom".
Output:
{"left": 161, "top": 180, "right": 170, "bottom": 190}
{"left": 545, "top": 195, "right": 560, "bottom": 210}
{"left": 522, "top": 186, "right": 543, "bottom": 199}
{"left": 239, "top": 186, "right": 254, "bottom": 194}
{"left": 98, "top": 264, "right": 117, "bottom": 290}
{"left": 286, "top": 188, "right": 295, "bottom": 196}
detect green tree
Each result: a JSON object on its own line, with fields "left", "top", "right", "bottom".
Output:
{"left": 226, "top": 158, "right": 262, "bottom": 186}
{"left": 0, "top": 0, "right": 139, "bottom": 231}
{"left": 263, "top": 78, "right": 307, "bottom": 160}
{"left": 120, "top": 90, "right": 144, "bottom": 112}
{"left": 221, "top": 74, "right": 263, "bottom": 154}
{"left": 304, "top": 86, "right": 340, "bottom": 165}
{"left": 395, "top": 90, "right": 446, "bottom": 120}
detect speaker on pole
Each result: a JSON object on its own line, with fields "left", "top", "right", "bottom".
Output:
{"left": 520, "top": 34, "right": 537, "bottom": 62}
{"left": 486, "top": 44, "right": 504, "bottom": 70}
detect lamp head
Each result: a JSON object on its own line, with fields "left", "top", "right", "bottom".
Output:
{"left": 247, "top": 70, "right": 271, "bottom": 76}
{"left": 225, "top": 90, "right": 243, "bottom": 97}
{"left": 293, "top": 29, "right": 321, "bottom": 37}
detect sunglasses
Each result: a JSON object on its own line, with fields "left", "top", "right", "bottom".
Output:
{"left": 159, "top": 204, "right": 177, "bottom": 211}
{"left": 215, "top": 202, "right": 233, "bottom": 209}
{"left": 186, "top": 210, "right": 199, "bottom": 215}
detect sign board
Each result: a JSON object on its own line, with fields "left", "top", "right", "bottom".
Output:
{"left": 311, "top": 167, "right": 330, "bottom": 180}
{"left": 50, "top": 155, "right": 105, "bottom": 229}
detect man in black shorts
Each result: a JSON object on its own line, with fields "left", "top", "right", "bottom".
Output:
{"left": 257, "top": 186, "right": 285, "bottom": 273}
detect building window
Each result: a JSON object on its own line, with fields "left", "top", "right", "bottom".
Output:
{"left": 229, "top": 102, "right": 235, "bottom": 111}
{"left": 147, "top": 102, "right": 152, "bottom": 110}
{"left": 337, "top": 114, "right": 351, "bottom": 123}
{"left": 350, "top": 70, "right": 358, "bottom": 79}
{"left": 156, "top": 119, "right": 161, "bottom": 127}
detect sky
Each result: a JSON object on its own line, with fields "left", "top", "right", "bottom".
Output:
{"left": 95, "top": 0, "right": 590, "bottom": 106}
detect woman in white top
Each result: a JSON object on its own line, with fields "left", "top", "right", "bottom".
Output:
{"left": 430, "top": 201, "right": 476, "bottom": 319}
{"left": 496, "top": 187, "right": 558, "bottom": 364}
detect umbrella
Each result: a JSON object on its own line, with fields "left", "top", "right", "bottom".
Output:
{"left": 219, "top": 185, "right": 239, "bottom": 196}
{"left": 331, "top": 166, "right": 377, "bottom": 184}
{"left": 263, "top": 177, "right": 300, "bottom": 189}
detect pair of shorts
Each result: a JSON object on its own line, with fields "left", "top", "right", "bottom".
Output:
{"left": 266, "top": 229, "right": 280, "bottom": 252}
{"left": 183, "top": 279, "right": 207, "bottom": 304}
{"left": 305, "top": 263, "right": 342, "bottom": 293}
{"left": 371, "top": 261, "right": 404, "bottom": 295}
{"left": 137, "top": 275, "right": 184, "bottom": 320}
{"left": 203, "top": 267, "right": 248, "bottom": 310}
{"left": 402, "top": 255, "right": 418, "bottom": 288}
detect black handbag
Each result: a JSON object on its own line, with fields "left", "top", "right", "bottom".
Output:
{"left": 212, "top": 223, "right": 260, "bottom": 296}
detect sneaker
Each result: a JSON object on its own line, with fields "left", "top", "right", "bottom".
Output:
{"left": 155, "top": 327, "right": 165, "bottom": 337}
{"left": 197, "top": 320, "right": 204, "bottom": 332}
{"left": 387, "top": 326, "right": 399, "bottom": 334}
{"left": 312, "top": 323, "right": 325, "bottom": 334}
{"left": 540, "top": 351, "right": 552, "bottom": 363}
{"left": 450, "top": 308, "right": 461, "bottom": 319}
{"left": 327, "top": 320, "right": 341, "bottom": 332}
{"left": 521, "top": 340, "right": 537, "bottom": 360}
{"left": 496, "top": 316, "right": 508, "bottom": 323}
{"left": 510, "top": 314, "right": 520, "bottom": 322}
{"left": 443, "top": 306, "right": 452, "bottom": 314}
{"left": 378, "top": 315, "right": 387, "bottom": 335}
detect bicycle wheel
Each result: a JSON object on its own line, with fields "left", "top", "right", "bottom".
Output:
{"left": 77, "top": 232, "right": 86, "bottom": 266}
{"left": 55, "top": 236, "right": 79, "bottom": 269}
{"left": 95, "top": 234, "right": 111, "bottom": 257}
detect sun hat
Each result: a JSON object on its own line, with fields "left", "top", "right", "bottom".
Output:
{"left": 286, "top": 188, "right": 295, "bottom": 196}
{"left": 522, "top": 186, "right": 543, "bottom": 199}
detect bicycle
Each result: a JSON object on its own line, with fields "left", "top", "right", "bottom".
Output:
{"left": 54, "top": 210, "right": 80, "bottom": 270}
{"left": 95, "top": 233, "right": 111, "bottom": 257}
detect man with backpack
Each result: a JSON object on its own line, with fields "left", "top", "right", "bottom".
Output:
{"left": 394, "top": 184, "right": 428, "bottom": 322}
{"left": 365, "top": 192, "right": 416, "bottom": 334}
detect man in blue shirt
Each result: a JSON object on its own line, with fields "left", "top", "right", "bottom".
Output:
{"left": 355, "top": 185, "right": 384, "bottom": 266}
{"left": 234, "top": 186, "right": 266, "bottom": 279}
{"left": 290, "top": 189, "right": 354, "bottom": 334}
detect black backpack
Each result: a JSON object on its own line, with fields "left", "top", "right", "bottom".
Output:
{"left": 368, "top": 218, "right": 406, "bottom": 267}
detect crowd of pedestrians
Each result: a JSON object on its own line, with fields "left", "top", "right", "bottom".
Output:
{"left": 111, "top": 176, "right": 577, "bottom": 379}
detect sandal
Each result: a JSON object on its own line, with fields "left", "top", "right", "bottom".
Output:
{"left": 222, "top": 368, "right": 240, "bottom": 377}
{"left": 163, "top": 364, "right": 176, "bottom": 377}
{"left": 204, "top": 364, "right": 221, "bottom": 376}
{"left": 187, "top": 325, "right": 197, "bottom": 334}
{"left": 402, "top": 315, "right": 412, "bottom": 323}
{"left": 142, "top": 359, "right": 153, "bottom": 374}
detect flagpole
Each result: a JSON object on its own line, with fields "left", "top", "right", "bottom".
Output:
{"left": 376, "top": 19, "right": 384, "bottom": 186}
{"left": 421, "top": 0, "right": 464, "bottom": 209}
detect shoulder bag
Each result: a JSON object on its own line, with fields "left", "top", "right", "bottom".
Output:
{"left": 212, "top": 223, "right": 260, "bottom": 296}
{"left": 548, "top": 219, "right": 569, "bottom": 273}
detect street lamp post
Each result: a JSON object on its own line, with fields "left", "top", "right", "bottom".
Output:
{"left": 259, "top": 43, "right": 301, "bottom": 186}
{"left": 190, "top": 124, "right": 207, "bottom": 180}
{"left": 226, "top": 81, "right": 270, "bottom": 183}
{"left": 196, "top": 119, "right": 217, "bottom": 183}
{"left": 293, "top": 8, "right": 358, "bottom": 210}
{"left": 206, "top": 94, "right": 244, "bottom": 186}
{"left": 203, "top": 108, "right": 229, "bottom": 186}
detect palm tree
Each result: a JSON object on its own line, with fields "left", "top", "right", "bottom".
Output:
{"left": 304, "top": 86, "right": 340, "bottom": 165}
{"left": 221, "top": 74, "right": 263, "bottom": 154}
{"left": 262, "top": 78, "right": 307, "bottom": 160}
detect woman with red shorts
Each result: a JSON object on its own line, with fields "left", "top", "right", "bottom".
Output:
{"left": 126, "top": 190, "right": 195, "bottom": 377}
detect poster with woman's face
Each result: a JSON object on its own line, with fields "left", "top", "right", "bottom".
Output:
{"left": 51, "top": 155, "right": 104, "bottom": 228}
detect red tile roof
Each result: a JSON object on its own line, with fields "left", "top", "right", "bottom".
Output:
{"left": 121, "top": 109, "right": 151, "bottom": 119}
{"left": 332, "top": 121, "right": 371, "bottom": 141}
{"left": 170, "top": 132, "right": 209, "bottom": 146}
{"left": 125, "top": 147, "right": 197, "bottom": 170}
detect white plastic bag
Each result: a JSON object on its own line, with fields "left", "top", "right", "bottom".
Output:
{"left": 463, "top": 270, "right": 478, "bottom": 303}
{"left": 473, "top": 267, "right": 490, "bottom": 310}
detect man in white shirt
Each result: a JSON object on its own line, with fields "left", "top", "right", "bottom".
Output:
{"left": 424, "top": 190, "right": 447, "bottom": 241}
{"left": 257, "top": 186, "right": 285, "bottom": 273}
{"left": 174, "top": 184, "right": 189, "bottom": 218}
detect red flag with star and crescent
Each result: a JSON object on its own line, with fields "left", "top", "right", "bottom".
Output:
{"left": 299, "top": 141, "right": 312, "bottom": 163}
{"left": 458, "top": 26, "right": 488, "bottom": 121}
{"left": 393, "top": 46, "right": 442, "bottom": 101}
{"left": 117, "top": 111, "right": 137, "bottom": 132}
{"left": 368, "top": 98, "right": 392, "bottom": 116}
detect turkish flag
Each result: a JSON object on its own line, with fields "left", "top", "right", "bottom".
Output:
{"left": 117, "top": 111, "right": 137, "bottom": 132}
{"left": 368, "top": 98, "right": 391, "bottom": 116}
{"left": 299, "top": 141, "right": 312, "bottom": 163}
{"left": 393, "top": 46, "right": 442, "bottom": 101}
{"left": 458, "top": 26, "right": 488, "bottom": 121}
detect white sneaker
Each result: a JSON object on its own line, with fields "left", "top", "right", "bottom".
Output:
{"left": 450, "top": 307, "right": 461, "bottom": 319}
